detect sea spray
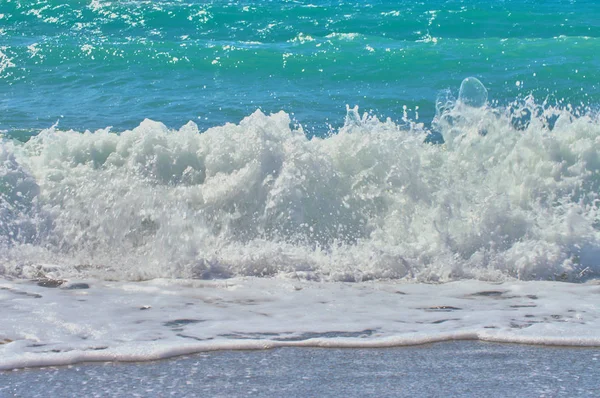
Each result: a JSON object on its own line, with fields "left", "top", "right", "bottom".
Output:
{"left": 2, "top": 88, "right": 600, "bottom": 282}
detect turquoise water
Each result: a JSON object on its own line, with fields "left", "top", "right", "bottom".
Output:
{"left": 2, "top": 0, "right": 600, "bottom": 136}
{"left": 2, "top": 1, "right": 600, "bottom": 282}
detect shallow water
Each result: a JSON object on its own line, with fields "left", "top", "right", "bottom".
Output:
{"left": 1, "top": 277, "right": 599, "bottom": 370}
{"left": 2, "top": 342, "right": 599, "bottom": 398}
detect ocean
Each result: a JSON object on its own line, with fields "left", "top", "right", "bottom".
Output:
{"left": 1, "top": 0, "right": 600, "bottom": 371}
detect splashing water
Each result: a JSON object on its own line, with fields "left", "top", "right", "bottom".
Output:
{"left": 1, "top": 79, "right": 600, "bottom": 283}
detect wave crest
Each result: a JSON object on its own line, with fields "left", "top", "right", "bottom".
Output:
{"left": 2, "top": 96, "right": 600, "bottom": 282}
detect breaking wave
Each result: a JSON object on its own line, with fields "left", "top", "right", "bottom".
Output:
{"left": 2, "top": 81, "right": 600, "bottom": 282}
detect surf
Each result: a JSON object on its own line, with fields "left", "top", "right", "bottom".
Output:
{"left": 1, "top": 78, "right": 600, "bottom": 283}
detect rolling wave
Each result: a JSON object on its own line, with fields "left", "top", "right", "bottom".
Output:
{"left": 2, "top": 84, "right": 600, "bottom": 282}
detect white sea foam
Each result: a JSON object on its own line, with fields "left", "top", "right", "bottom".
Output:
{"left": 2, "top": 97, "right": 600, "bottom": 370}
{"left": 0, "top": 277, "right": 599, "bottom": 370}
{"left": 1, "top": 96, "right": 600, "bottom": 282}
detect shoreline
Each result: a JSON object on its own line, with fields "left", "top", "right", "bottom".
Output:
{"left": 2, "top": 341, "right": 599, "bottom": 397}
{"left": 3, "top": 277, "right": 600, "bottom": 372}
{"left": 3, "top": 334, "right": 600, "bottom": 373}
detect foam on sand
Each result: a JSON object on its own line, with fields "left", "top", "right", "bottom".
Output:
{"left": 1, "top": 277, "right": 599, "bottom": 370}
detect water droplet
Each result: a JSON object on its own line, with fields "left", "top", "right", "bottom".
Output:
{"left": 458, "top": 77, "right": 488, "bottom": 108}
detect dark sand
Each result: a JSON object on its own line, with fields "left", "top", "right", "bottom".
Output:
{"left": 1, "top": 341, "right": 599, "bottom": 397}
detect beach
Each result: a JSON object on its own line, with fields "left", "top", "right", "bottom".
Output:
{"left": 2, "top": 342, "right": 599, "bottom": 397}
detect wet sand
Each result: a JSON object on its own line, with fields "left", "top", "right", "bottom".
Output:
{"left": 1, "top": 341, "right": 599, "bottom": 397}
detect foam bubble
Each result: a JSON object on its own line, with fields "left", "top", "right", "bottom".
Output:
{"left": 458, "top": 77, "right": 488, "bottom": 108}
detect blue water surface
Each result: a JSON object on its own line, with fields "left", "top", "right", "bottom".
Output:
{"left": 1, "top": 0, "right": 600, "bottom": 137}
